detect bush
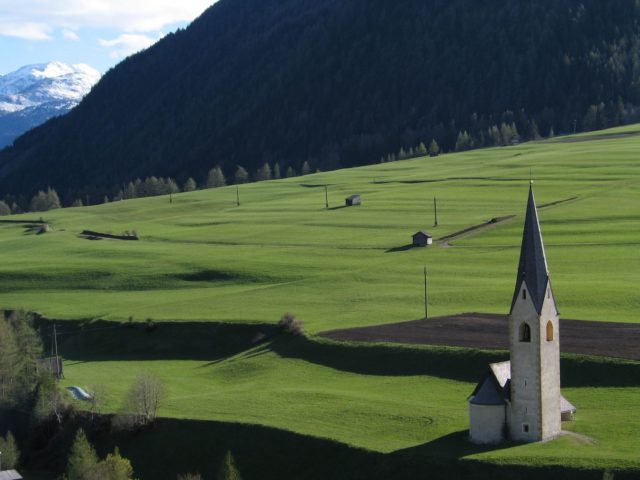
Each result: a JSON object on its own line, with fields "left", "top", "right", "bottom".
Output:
{"left": 121, "top": 372, "right": 165, "bottom": 428}
{"left": 0, "top": 431, "right": 20, "bottom": 469}
{"left": 278, "top": 313, "right": 304, "bottom": 336}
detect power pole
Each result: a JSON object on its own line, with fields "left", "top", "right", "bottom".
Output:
{"left": 424, "top": 266, "right": 428, "bottom": 319}
{"left": 325, "top": 185, "right": 329, "bottom": 209}
{"left": 236, "top": 185, "right": 240, "bottom": 207}
{"left": 434, "top": 197, "right": 438, "bottom": 227}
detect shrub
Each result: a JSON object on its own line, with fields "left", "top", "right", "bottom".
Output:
{"left": 278, "top": 312, "right": 304, "bottom": 336}
{"left": 0, "top": 431, "right": 20, "bottom": 469}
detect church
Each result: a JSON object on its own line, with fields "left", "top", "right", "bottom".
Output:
{"left": 468, "top": 185, "right": 576, "bottom": 444}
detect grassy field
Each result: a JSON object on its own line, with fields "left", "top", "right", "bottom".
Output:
{"left": 1, "top": 125, "right": 639, "bottom": 477}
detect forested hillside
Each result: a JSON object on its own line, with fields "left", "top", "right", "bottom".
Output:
{"left": 1, "top": 0, "right": 640, "bottom": 203}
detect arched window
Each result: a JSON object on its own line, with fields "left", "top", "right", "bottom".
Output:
{"left": 546, "top": 321, "right": 554, "bottom": 342}
{"left": 519, "top": 323, "right": 531, "bottom": 342}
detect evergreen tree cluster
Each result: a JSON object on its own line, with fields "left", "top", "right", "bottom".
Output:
{"left": 66, "top": 429, "right": 135, "bottom": 480}
{"left": 1, "top": 0, "right": 639, "bottom": 200}
{"left": 0, "top": 311, "right": 43, "bottom": 408}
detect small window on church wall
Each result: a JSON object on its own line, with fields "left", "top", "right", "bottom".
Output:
{"left": 546, "top": 321, "right": 554, "bottom": 342}
{"left": 523, "top": 424, "right": 530, "bottom": 433}
{"left": 519, "top": 323, "right": 531, "bottom": 342}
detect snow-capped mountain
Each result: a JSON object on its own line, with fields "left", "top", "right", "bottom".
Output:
{"left": 0, "top": 61, "right": 100, "bottom": 147}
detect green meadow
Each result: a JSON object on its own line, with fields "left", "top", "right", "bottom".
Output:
{"left": 1, "top": 125, "right": 639, "bottom": 477}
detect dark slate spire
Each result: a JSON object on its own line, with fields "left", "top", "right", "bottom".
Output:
{"left": 510, "top": 184, "right": 549, "bottom": 314}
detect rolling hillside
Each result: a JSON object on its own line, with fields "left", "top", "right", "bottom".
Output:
{"left": 1, "top": 127, "right": 639, "bottom": 478}
{"left": 2, "top": 0, "right": 640, "bottom": 201}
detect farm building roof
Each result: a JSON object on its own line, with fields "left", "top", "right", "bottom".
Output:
{"left": 510, "top": 184, "right": 550, "bottom": 314}
{"left": 346, "top": 194, "right": 360, "bottom": 199}
{"left": 413, "top": 231, "right": 432, "bottom": 238}
{"left": 0, "top": 470, "right": 23, "bottom": 480}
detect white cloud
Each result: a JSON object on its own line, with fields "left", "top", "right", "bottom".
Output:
{"left": 99, "top": 33, "right": 161, "bottom": 58}
{"left": 63, "top": 29, "right": 80, "bottom": 41}
{"left": 0, "top": 1, "right": 213, "bottom": 39}
{"left": 0, "top": 20, "right": 52, "bottom": 40}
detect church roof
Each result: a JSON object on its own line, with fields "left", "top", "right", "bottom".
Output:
{"left": 510, "top": 184, "right": 550, "bottom": 314}
{"left": 561, "top": 395, "right": 577, "bottom": 414}
{"left": 469, "top": 361, "right": 511, "bottom": 405}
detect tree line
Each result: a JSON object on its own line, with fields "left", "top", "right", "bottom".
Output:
{"left": 0, "top": 161, "right": 315, "bottom": 213}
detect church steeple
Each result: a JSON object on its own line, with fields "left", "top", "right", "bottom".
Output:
{"left": 510, "top": 184, "right": 550, "bottom": 314}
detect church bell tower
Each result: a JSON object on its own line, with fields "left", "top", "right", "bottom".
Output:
{"left": 508, "top": 184, "right": 561, "bottom": 442}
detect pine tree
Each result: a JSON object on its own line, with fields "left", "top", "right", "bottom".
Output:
{"left": 103, "top": 196, "right": 110, "bottom": 204}
{"left": 255, "top": 163, "right": 272, "bottom": 181}
{"left": 301, "top": 161, "right": 311, "bottom": 176}
{"left": 98, "top": 448, "right": 135, "bottom": 479}
{"left": 167, "top": 178, "right": 180, "bottom": 194}
{"left": 46, "top": 188, "right": 61, "bottom": 210}
{"left": 398, "top": 147, "right": 407, "bottom": 159}
{"left": 234, "top": 166, "right": 249, "bottom": 184}
{"left": 207, "top": 167, "right": 227, "bottom": 188}
{"left": 429, "top": 139, "right": 440, "bottom": 156}
{"left": 217, "top": 451, "right": 242, "bottom": 480}
{"left": 0, "top": 200, "right": 11, "bottom": 216}
{"left": 183, "top": 177, "right": 197, "bottom": 192}
{"left": 67, "top": 429, "right": 99, "bottom": 480}
{"left": 285, "top": 166, "right": 295, "bottom": 178}
{"left": 125, "top": 182, "right": 137, "bottom": 199}
{"left": 417, "top": 142, "right": 428, "bottom": 155}
{"left": 455, "top": 131, "right": 473, "bottom": 151}
{"left": 0, "top": 432, "right": 19, "bottom": 469}
{"left": 500, "top": 123, "right": 514, "bottom": 145}
{"left": 529, "top": 120, "right": 541, "bottom": 140}
{"left": 273, "top": 163, "right": 281, "bottom": 179}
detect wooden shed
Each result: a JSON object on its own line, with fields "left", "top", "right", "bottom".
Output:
{"left": 37, "top": 356, "right": 64, "bottom": 380}
{"left": 345, "top": 195, "right": 361, "bottom": 206}
{"left": 412, "top": 231, "right": 433, "bottom": 247}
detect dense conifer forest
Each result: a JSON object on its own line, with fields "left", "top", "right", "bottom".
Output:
{"left": 1, "top": 0, "right": 640, "bottom": 203}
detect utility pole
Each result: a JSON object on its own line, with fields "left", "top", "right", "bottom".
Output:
{"left": 325, "top": 185, "right": 329, "bottom": 209}
{"left": 433, "top": 197, "right": 438, "bottom": 227}
{"left": 424, "top": 266, "right": 428, "bottom": 319}
{"left": 52, "top": 323, "right": 59, "bottom": 358}
{"left": 236, "top": 185, "right": 240, "bottom": 207}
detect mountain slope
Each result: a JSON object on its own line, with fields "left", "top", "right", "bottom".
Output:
{"left": 0, "top": 62, "right": 100, "bottom": 147}
{"left": 1, "top": 0, "right": 640, "bottom": 202}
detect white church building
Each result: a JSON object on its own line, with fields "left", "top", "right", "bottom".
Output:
{"left": 468, "top": 185, "right": 576, "bottom": 444}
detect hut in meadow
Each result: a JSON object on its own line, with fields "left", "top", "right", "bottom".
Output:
{"left": 345, "top": 195, "right": 361, "bottom": 206}
{"left": 412, "top": 231, "right": 433, "bottom": 247}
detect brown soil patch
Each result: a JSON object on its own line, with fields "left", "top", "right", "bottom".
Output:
{"left": 320, "top": 313, "right": 640, "bottom": 361}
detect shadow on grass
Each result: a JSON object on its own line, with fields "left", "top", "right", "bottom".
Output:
{"left": 37, "top": 317, "right": 278, "bottom": 362}
{"left": 37, "top": 416, "right": 624, "bottom": 480}
{"left": 385, "top": 244, "right": 415, "bottom": 253}
{"left": 327, "top": 205, "right": 348, "bottom": 211}
{"left": 269, "top": 335, "right": 640, "bottom": 387}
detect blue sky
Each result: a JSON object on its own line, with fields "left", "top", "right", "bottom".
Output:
{"left": 0, "top": 1, "right": 215, "bottom": 75}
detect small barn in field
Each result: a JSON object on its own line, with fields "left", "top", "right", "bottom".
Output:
{"left": 37, "top": 356, "right": 64, "bottom": 380}
{"left": 412, "top": 231, "right": 433, "bottom": 247}
{"left": 345, "top": 195, "right": 361, "bottom": 206}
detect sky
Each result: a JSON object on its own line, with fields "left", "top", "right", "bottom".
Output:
{"left": 0, "top": 1, "right": 215, "bottom": 75}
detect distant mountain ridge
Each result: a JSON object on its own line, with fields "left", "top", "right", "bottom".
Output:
{"left": 0, "top": 61, "right": 100, "bottom": 147}
{"left": 1, "top": 0, "right": 640, "bottom": 202}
